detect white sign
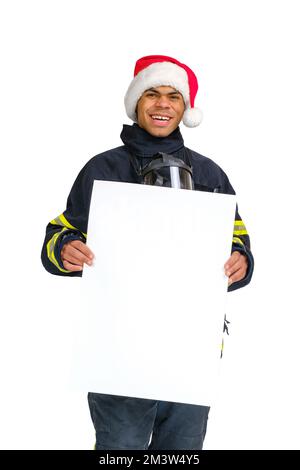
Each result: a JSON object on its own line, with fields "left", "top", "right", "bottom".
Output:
{"left": 71, "top": 181, "right": 236, "bottom": 406}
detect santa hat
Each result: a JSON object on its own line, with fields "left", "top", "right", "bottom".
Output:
{"left": 124, "top": 55, "right": 203, "bottom": 128}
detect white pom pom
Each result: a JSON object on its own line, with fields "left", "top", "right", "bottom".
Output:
{"left": 182, "top": 107, "right": 203, "bottom": 127}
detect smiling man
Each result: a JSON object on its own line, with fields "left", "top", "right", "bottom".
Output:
{"left": 41, "top": 55, "right": 254, "bottom": 450}
{"left": 136, "top": 86, "right": 185, "bottom": 137}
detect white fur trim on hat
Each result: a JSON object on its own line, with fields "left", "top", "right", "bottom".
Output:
{"left": 183, "top": 107, "right": 203, "bottom": 127}
{"left": 125, "top": 61, "right": 190, "bottom": 122}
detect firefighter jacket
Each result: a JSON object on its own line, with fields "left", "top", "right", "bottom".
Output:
{"left": 41, "top": 123, "right": 254, "bottom": 291}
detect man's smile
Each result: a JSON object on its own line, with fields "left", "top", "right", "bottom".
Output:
{"left": 149, "top": 114, "right": 173, "bottom": 126}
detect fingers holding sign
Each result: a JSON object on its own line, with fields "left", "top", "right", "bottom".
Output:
{"left": 61, "top": 240, "right": 94, "bottom": 272}
{"left": 224, "top": 251, "right": 248, "bottom": 286}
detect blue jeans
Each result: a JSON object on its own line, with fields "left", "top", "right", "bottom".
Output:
{"left": 88, "top": 393, "right": 210, "bottom": 450}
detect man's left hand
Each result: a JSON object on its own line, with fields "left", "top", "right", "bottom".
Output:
{"left": 224, "top": 251, "right": 248, "bottom": 286}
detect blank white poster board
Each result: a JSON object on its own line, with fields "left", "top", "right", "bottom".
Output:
{"left": 71, "top": 181, "right": 236, "bottom": 406}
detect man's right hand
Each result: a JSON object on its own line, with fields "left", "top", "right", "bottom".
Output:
{"left": 61, "top": 240, "right": 94, "bottom": 272}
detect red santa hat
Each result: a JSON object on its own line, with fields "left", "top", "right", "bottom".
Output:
{"left": 124, "top": 55, "right": 203, "bottom": 128}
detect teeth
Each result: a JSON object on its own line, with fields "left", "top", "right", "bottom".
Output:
{"left": 151, "top": 115, "right": 170, "bottom": 121}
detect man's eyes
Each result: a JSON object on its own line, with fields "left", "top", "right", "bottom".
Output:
{"left": 145, "top": 92, "right": 157, "bottom": 97}
{"left": 145, "top": 93, "right": 180, "bottom": 99}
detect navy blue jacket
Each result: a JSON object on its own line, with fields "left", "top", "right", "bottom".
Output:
{"left": 41, "top": 124, "right": 254, "bottom": 291}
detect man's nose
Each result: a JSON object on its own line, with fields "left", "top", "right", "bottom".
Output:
{"left": 155, "top": 95, "right": 170, "bottom": 107}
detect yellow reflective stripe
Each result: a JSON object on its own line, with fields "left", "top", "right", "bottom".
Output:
{"left": 46, "top": 227, "right": 71, "bottom": 273}
{"left": 50, "top": 213, "right": 87, "bottom": 237}
{"left": 50, "top": 216, "right": 61, "bottom": 225}
{"left": 59, "top": 213, "right": 77, "bottom": 230}
{"left": 234, "top": 220, "right": 246, "bottom": 230}
{"left": 232, "top": 237, "right": 244, "bottom": 246}
{"left": 233, "top": 219, "right": 248, "bottom": 236}
{"left": 50, "top": 214, "right": 76, "bottom": 230}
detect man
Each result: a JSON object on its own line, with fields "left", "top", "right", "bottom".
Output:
{"left": 41, "top": 55, "right": 254, "bottom": 450}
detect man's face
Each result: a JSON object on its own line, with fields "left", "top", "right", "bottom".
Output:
{"left": 136, "top": 86, "right": 185, "bottom": 137}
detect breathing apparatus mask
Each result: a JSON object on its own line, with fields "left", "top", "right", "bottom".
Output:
{"left": 130, "top": 152, "right": 194, "bottom": 190}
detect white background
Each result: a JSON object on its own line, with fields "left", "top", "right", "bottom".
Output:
{"left": 0, "top": 0, "right": 299, "bottom": 449}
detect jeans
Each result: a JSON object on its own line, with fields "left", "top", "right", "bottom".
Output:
{"left": 88, "top": 392, "right": 210, "bottom": 450}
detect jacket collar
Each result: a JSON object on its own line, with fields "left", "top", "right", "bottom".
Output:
{"left": 120, "top": 123, "right": 185, "bottom": 158}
